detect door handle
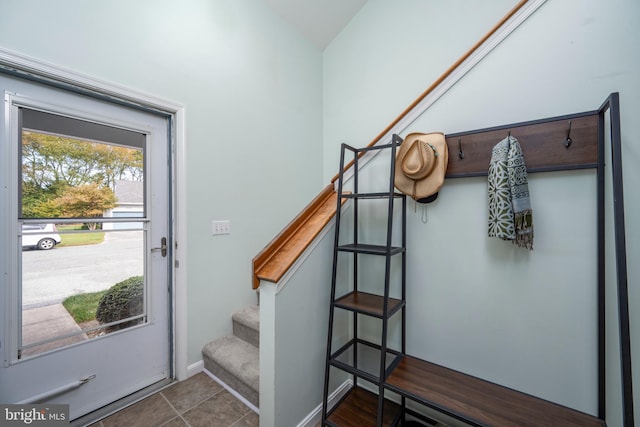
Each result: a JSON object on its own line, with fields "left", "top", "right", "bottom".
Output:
{"left": 151, "top": 237, "right": 167, "bottom": 257}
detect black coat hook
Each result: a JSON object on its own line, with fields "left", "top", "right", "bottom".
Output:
{"left": 564, "top": 121, "right": 573, "bottom": 148}
{"left": 458, "top": 138, "right": 465, "bottom": 159}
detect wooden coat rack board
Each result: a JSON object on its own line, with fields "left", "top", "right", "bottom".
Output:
{"left": 444, "top": 111, "right": 599, "bottom": 177}
{"left": 421, "top": 93, "right": 633, "bottom": 427}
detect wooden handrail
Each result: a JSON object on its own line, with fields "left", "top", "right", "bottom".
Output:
{"left": 252, "top": 184, "right": 343, "bottom": 288}
{"left": 253, "top": 0, "right": 532, "bottom": 289}
{"left": 331, "top": 0, "right": 530, "bottom": 184}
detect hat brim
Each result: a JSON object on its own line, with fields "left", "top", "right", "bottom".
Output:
{"left": 416, "top": 192, "right": 438, "bottom": 204}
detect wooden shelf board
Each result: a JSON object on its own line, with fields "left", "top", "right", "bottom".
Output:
{"left": 337, "top": 243, "right": 405, "bottom": 256}
{"left": 335, "top": 291, "right": 404, "bottom": 318}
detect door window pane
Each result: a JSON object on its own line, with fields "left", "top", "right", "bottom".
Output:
{"left": 19, "top": 109, "right": 147, "bottom": 359}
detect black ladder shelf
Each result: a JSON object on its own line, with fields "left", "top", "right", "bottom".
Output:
{"left": 321, "top": 135, "right": 407, "bottom": 427}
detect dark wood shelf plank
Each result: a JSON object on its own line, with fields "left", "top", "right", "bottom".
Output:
{"left": 335, "top": 291, "right": 404, "bottom": 318}
{"left": 445, "top": 112, "right": 599, "bottom": 178}
{"left": 341, "top": 192, "right": 405, "bottom": 199}
{"left": 326, "top": 387, "right": 401, "bottom": 427}
{"left": 386, "top": 356, "right": 604, "bottom": 427}
{"left": 337, "top": 243, "right": 405, "bottom": 256}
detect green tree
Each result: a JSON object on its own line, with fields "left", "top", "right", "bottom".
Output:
{"left": 21, "top": 180, "right": 64, "bottom": 217}
{"left": 52, "top": 183, "right": 117, "bottom": 230}
{"left": 22, "top": 132, "right": 102, "bottom": 188}
{"left": 93, "top": 144, "right": 144, "bottom": 188}
{"left": 21, "top": 131, "right": 142, "bottom": 218}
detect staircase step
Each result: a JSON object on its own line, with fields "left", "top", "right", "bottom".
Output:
{"left": 232, "top": 305, "right": 259, "bottom": 348}
{"left": 202, "top": 335, "right": 259, "bottom": 407}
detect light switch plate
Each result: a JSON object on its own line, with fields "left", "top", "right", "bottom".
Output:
{"left": 212, "top": 220, "right": 230, "bottom": 235}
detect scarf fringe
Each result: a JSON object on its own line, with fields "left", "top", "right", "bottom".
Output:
{"left": 514, "top": 209, "right": 534, "bottom": 250}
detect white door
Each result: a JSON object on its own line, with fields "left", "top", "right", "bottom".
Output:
{"left": 0, "top": 73, "right": 172, "bottom": 421}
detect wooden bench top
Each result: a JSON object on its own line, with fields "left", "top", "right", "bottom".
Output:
{"left": 386, "top": 356, "right": 604, "bottom": 427}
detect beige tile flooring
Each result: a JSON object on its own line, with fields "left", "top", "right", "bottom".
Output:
{"left": 90, "top": 372, "right": 258, "bottom": 427}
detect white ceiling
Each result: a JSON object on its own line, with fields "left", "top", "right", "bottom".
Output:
{"left": 258, "top": 0, "right": 368, "bottom": 50}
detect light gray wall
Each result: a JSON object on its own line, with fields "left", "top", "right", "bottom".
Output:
{"left": 0, "top": 0, "right": 324, "bottom": 365}
{"left": 322, "top": 0, "right": 516, "bottom": 181}
{"left": 323, "top": 0, "right": 639, "bottom": 426}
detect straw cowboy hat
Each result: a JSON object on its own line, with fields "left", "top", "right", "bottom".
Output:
{"left": 394, "top": 132, "right": 448, "bottom": 202}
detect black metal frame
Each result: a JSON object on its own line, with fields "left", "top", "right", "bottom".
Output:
{"left": 441, "top": 92, "right": 633, "bottom": 426}
{"left": 321, "top": 93, "right": 633, "bottom": 426}
{"left": 598, "top": 92, "right": 634, "bottom": 427}
{"left": 321, "top": 136, "right": 407, "bottom": 427}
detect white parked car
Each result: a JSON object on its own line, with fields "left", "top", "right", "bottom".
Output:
{"left": 22, "top": 223, "right": 62, "bottom": 250}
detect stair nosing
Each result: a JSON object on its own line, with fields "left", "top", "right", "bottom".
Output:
{"left": 232, "top": 306, "right": 259, "bottom": 331}
{"left": 202, "top": 335, "right": 259, "bottom": 392}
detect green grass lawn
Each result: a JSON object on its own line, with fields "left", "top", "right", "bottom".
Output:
{"left": 62, "top": 290, "right": 107, "bottom": 323}
{"left": 57, "top": 224, "right": 105, "bottom": 247}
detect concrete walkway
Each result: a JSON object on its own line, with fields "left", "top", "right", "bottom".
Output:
{"left": 22, "top": 303, "right": 88, "bottom": 357}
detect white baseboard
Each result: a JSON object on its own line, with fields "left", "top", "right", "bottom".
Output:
{"left": 187, "top": 362, "right": 259, "bottom": 415}
{"left": 203, "top": 368, "right": 259, "bottom": 415}
{"left": 296, "top": 379, "right": 353, "bottom": 427}
{"left": 187, "top": 360, "right": 204, "bottom": 378}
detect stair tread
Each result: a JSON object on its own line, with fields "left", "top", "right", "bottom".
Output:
{"left": 202, "top": 335, "right": 259, "bottom": 391}
{"left": 232, "top": 305, "right": 259, "bottom": 331}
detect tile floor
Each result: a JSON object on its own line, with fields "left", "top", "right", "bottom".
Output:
{"left": 90, "top": 372, "right": 258, "bottom": 427}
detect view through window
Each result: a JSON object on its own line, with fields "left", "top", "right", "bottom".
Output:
{"left": 19, "top": 113, "right": 147, "bottom": 358}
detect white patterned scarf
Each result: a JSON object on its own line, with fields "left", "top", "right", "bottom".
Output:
{"left": 488, "top": 135, "right": 534, "bottom": 250}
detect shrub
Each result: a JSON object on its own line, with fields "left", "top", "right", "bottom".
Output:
{"left": 96, "top": 276, "right": 144, "bottom": 330}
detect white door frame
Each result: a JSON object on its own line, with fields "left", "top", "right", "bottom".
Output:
{"left": 0, "top": 47, "right": 188, "bottom": 381}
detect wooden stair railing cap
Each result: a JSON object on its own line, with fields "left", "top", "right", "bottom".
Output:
{"left": 252, "top": 185, "right": 345, "bottom": 289}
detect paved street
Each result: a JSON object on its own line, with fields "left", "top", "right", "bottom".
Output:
{"left": 22, "top": 231, "right": 144, "bottom": 308}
